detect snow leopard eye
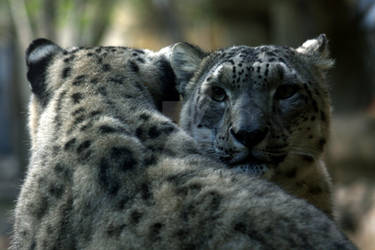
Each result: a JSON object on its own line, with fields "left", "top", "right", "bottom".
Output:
{"left": 274, "top": 84, "right": 300, "bottom": 100}
{"left": 209, "top": 86, "right": 227, "bottom": 102}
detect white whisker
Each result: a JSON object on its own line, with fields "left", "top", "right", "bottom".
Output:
{"left": 287, "top": 145, "right": 319, "bottom": 160}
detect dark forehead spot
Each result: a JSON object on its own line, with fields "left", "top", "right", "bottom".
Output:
{"left": 72, "top": 107, "right": 85, "bottom": 116}
{"left": 77, "top": 140, "right": 91, "bottom": 154}
{"left": 62, "top": 67, "right": 71, "bottom": 79}
{"left": 72, "top": 75, "right": 85, "bottom": 86}
{"left": 73, "top": 114, "right": 85, "bottom": 126}
{"left": 71, "top": 93, "right": 83, "bottom": 104}
{"left": 80, "top": 122, "right": 93, "bottom": 131}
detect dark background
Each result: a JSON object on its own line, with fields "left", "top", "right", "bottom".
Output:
{"left": 1, "top": 0, "right": 375, "bottom": 249}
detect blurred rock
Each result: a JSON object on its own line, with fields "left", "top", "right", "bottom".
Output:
{"left": 335, "top": 182, "right": 375, "bottom": 250}
{"left": 329, "top": 114, "right": 375, "bottom": 182}
{"left": 329, "top": 114, "right": 375, "bottom": 249}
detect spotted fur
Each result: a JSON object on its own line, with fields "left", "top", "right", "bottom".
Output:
{"left": 11, "top": 38, "right": 356, "bottom": 249}
{"left": 171, "top": 35, "right": 334, "bottom": 216}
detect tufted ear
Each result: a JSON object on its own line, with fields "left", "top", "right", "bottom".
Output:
{"left": 26, "top": 38, "right": 64, "bottom": 102}
{"left": 143, "top": 49, "right": 180, "bottom": 110}
{"left": 169, "top": 42, "right": 206, "bottom": 97}
{"left": 296, "top": 34, "right": 334, "bottom": 71}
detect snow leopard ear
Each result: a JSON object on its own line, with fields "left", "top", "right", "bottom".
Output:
{"left": 169, "top": 42, "right": 207, "bottom": 97}
{"left": 26, "top": 38, "right": 64, "bottom": 102}
{"left": 296, "top": 34, "right": 334, "bottom": 71}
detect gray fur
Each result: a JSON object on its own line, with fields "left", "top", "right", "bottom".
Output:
{"left": 11, "top": 38, "right": 355, "bottom": 249}
{"left": 171, "top": 35, "right": 334, "bottom": 216}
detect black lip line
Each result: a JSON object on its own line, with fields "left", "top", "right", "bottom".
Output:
{"left": 230, "top": 152, "right": 287, "bottom": 167}
{"left": 229, "top": 153, "right": 265, "bottom": 167}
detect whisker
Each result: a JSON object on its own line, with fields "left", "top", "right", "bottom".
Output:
{"left": 288, "top": 150, "right": 317, "bottom": 161}
{"left": 287, "top": 144, "right": 320, "bottom": 155}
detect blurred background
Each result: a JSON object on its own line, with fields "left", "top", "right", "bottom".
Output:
{"left": 1, "top": 0, "right": 375, "bottom": 249}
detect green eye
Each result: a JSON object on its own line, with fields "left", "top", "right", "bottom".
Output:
{"left": 274, "top": 84, "right": 299, "bottom": 100}
{"left": 210, "top": 86, "right": 227, "bottom": 102}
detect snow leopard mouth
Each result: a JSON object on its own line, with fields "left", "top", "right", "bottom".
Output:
{"left": 228, "top": 155, "right": 269, "bottom": 176}
{"left": 227, "top": 152, "right": 287, "bottom": 176}
{"left": 231, "top": 162, "right": 269, "bottom": 176}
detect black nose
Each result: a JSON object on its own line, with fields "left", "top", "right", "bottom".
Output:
{"left": 230, "top": 126, "right": 268, "bottom": 148}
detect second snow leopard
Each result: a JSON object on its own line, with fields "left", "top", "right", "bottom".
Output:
{"left": 170, "top": 35, "right": 334, "bottom": 216}
{"left": 11, "top": 38, "right": 355, "bottom": 249}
